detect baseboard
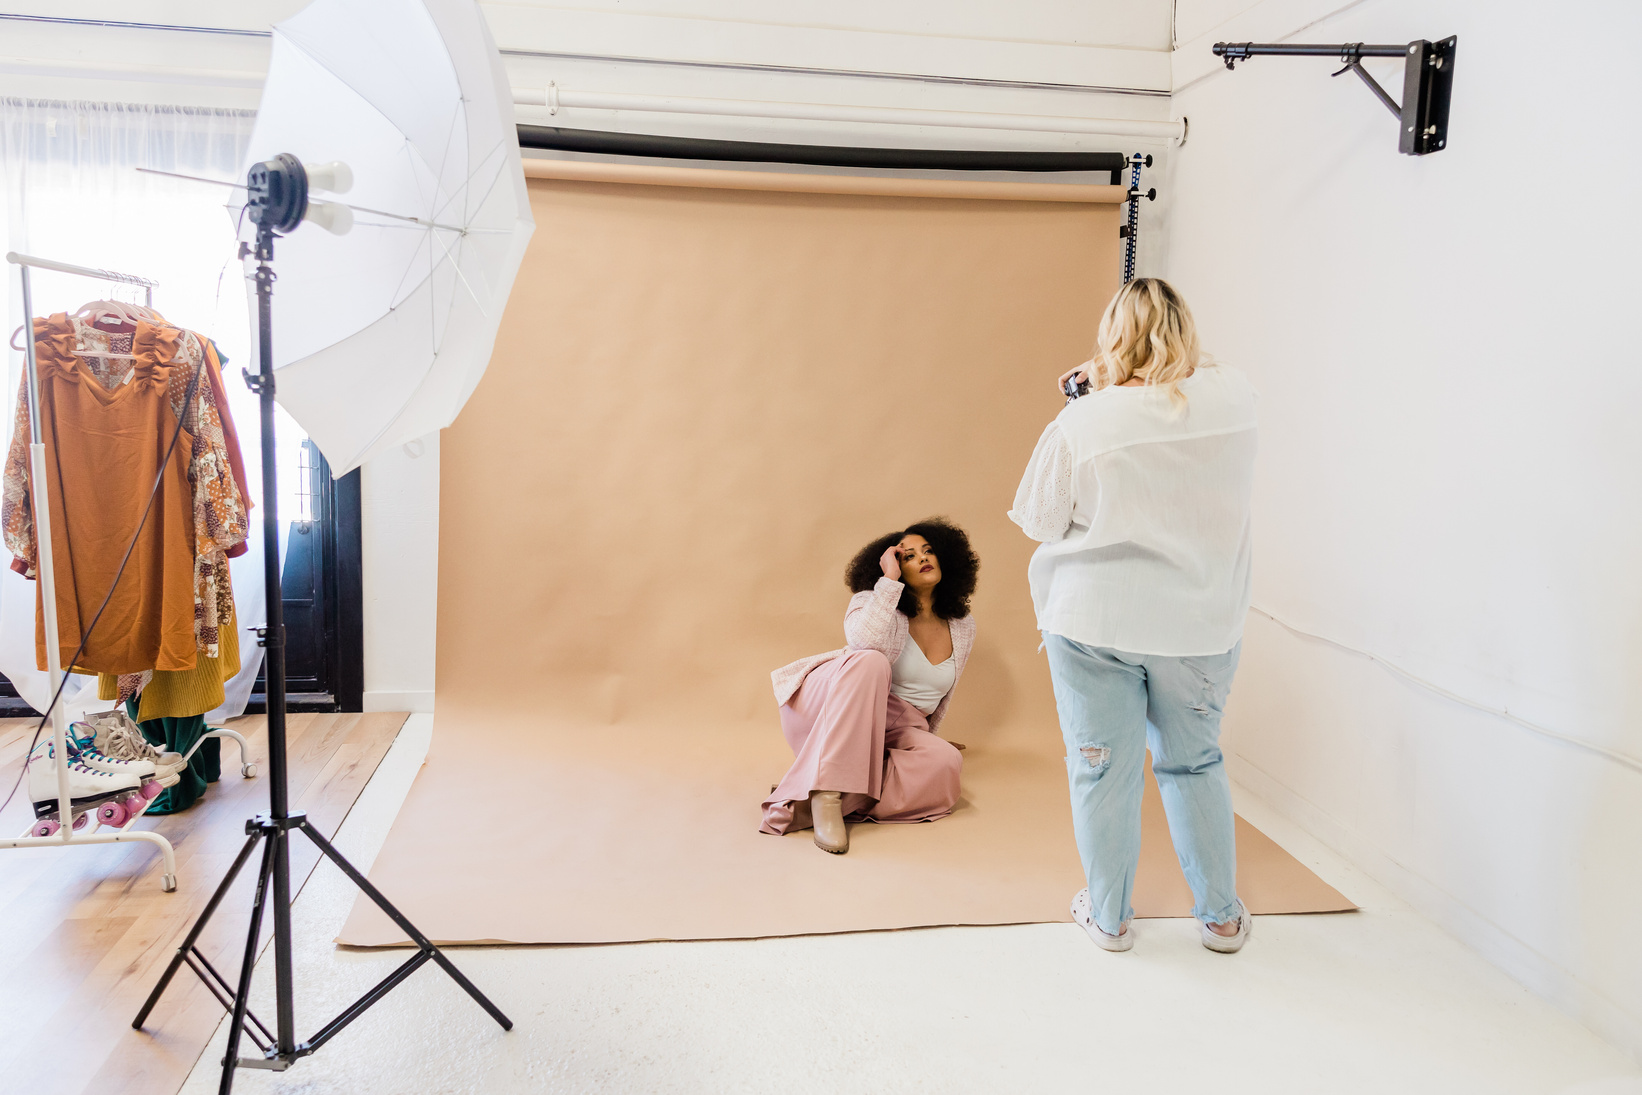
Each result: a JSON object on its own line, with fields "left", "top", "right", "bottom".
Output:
{"left": 363, "top": 689, "right": 434, "bottom": 714}
{"left": 1227, "top": 750, "right": 1642, "bottom": 1065}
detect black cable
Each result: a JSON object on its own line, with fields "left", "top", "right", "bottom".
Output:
{"left": 0, "top": 329, "right": 208, "bottom": 816}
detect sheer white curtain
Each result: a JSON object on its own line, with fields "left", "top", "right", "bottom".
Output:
{"left": 0, "top": 98, "right": 295, "bottom": 723}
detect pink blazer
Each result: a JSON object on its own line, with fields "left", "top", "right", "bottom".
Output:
{"left": 770, "top": 577, "right": 977, "bottom": 734}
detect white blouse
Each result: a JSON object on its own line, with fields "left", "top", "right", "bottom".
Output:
{"left": 890, "top": 637, "right": 957, "bottom": 715}
{"left": 1008, "top": 364, "right": 1258, "bottom": 657}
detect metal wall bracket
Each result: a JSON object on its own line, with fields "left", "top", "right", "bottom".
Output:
{"left": 1212, "top": 38, "right": 1457, "bottom": 155}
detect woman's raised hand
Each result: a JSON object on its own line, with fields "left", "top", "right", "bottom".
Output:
{"left": 1058, "top": 361, "right": 1093, "bottom": 396}
{"left": 880, "top": 545, "right": 904, "bottom": 582}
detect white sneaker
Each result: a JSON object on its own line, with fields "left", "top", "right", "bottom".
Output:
{"left": 89, "top": 711, "right": 183, "bottom": 788}
{"left": 68, "top": 728, "right": 157, "bottom": 780}
{"left": 1071, "top": 888, "right": 1133, "bottom": 952}
{"left": 1201, "top": 900, "right": 1251, "bottom": 953}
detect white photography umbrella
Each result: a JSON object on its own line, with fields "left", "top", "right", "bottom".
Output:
{"left": 240, "top": 0, "right": 534, "bottom": 474}
{"left": 130, "top": 3, "right": 526, "bottom": 1080}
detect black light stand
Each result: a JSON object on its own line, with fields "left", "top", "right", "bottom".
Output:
{"left": 131, "top": 153, "right": 511, "bottom": 1094}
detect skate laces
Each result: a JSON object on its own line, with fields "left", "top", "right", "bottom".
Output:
{"left": 28, "top": 738, "right": 85, "bottom": 763}
{"left": 26, "top": 740, "right": 101, "bottom": 777}
{"left": 101, "top": 722, "right": 160, "bottom": 763}
{"left": 71, "top": 740, "right": 141, "bottom": 769}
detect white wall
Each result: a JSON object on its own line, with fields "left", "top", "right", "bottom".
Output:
{"left": 1161, "top": 0, "right": 1642, "bottom": 1061}
{"left": 360, "top": 433, "right": 440, "bottom": 713}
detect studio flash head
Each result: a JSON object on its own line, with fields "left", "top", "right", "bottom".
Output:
{"left": 246, "top": 153, "right": 354, "bottom": 237}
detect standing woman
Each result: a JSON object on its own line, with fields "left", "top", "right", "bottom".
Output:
{"left": 1010, "top": 278, "right": 1258, "bottom": 953}
{"left": 761, "top": 519, "right": 979, "bottom": 855}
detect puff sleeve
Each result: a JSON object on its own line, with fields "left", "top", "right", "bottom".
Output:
{"left": 1007, "top": 420, "right": 1075, "bottom": 543}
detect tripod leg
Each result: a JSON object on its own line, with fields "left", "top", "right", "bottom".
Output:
{"left": 299, "top": 820, "right": 513, "bottom": 1031}
{"left": 220, "top": 832, "right": 278, "bottom": 1094}
{"left": 134, "top": 831, "right": 264, "bottom": 1030}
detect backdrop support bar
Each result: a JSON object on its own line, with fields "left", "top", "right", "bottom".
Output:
{"left": 518, "top": 127, "right": 1133, "bottom": 173}
{"left": 1212, "top": 38, "right": 1456, "bottom": 155}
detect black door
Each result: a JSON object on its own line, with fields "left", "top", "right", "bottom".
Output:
{"left": 247, "top": 439, "right": 363, "bottom": 713}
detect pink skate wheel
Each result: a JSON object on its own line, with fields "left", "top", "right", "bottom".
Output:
{"left": 30, "top": 818, "right": 60, "bottom": 837}
{"left": 97, "top": 800, "right": 130, "bottom": 827}
{"left": 71, "top": 811, "right": 91, "bottom": 831}
{"left": 138, "top": 779, "right": 163, "bottom": 801}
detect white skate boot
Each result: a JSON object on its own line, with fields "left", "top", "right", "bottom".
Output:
{"left": 85, "top": 709, "right": 184, "bottom": 788}
{"left": 26, "top": 743, "right": 144, "bottom": 836}
{"left": 66, "top": 726, "right": 164, "bottom": 805}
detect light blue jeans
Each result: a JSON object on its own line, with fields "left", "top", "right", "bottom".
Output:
{"left": 1045, "top": 634, "right": 1243, "bottom": 935}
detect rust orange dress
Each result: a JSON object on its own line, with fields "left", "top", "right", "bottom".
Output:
{"left": 2, "top": 316, "right": 218, "bottom": 674}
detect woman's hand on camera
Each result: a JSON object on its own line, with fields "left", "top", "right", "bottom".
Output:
{"left": 880, "top": 545, "right": 903, "bottom": 582}
{"left": 1058, "top": 361, "right": 1092, "bottom": 396}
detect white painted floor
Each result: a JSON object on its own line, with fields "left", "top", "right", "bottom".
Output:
{"left": 179, "top": 715, "right": 1642, "bottom": 1095}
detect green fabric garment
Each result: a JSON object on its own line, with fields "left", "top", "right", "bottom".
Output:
{"left": 128, "top": 698, "right": 220, "bottom": 814}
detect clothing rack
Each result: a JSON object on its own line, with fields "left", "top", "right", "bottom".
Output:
{"left": 0, "top": 251, "right": 254, "bottom": 891}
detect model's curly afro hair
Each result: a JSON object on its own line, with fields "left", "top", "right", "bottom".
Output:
{"left": 844, "top": 517, "right": 979, "bottom": 620}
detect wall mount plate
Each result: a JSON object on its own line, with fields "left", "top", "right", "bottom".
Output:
{"left": 1400, "top": 37, "right": 1457, "bottom": 155}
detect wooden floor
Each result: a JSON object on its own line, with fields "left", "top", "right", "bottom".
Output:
{"left": 0, "top": 711, "right": 407, "bottom": 1095}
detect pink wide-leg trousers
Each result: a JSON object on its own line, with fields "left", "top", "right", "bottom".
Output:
{"left": 760, "top": 649, "right": 963, "bottom": 835}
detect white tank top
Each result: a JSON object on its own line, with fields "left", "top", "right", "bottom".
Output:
{"left": 890, "top": 637, "right": 956, "bottom": 715}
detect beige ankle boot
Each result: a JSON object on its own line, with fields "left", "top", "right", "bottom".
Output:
{"left": 809, "top": 790, "right": 848, "bottom": 854}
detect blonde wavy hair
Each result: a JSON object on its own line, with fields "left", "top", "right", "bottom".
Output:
{"left": 1088, "top": 277, "right": 1205, "bottom": 406}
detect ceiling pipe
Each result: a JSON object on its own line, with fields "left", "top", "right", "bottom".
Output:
{"left": 512, "top": 85, "right": 1186, "bottom": 142}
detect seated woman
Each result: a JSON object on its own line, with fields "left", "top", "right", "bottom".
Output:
{"left": 760, "top": 518, "right": 979, "bottom": 854}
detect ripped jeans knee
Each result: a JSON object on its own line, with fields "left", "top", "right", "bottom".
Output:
{"left": 1077, "top": 744, "right": 1111, "bottom": 772}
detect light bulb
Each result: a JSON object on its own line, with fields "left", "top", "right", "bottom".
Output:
{"left": 304, "top": 199, "right": 354, "bottom": 236}
{"left": 304, "top": 160, "right": 353, "bottom": 194}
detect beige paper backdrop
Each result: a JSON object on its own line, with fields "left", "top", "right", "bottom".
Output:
{"left": 341, "top": 175, "right": 1350, "bottom": 946}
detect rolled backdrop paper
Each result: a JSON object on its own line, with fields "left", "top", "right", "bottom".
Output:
{"left": 341, "top": 173, "right": 1351, "bottom": 945}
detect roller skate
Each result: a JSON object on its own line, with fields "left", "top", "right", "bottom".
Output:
{"left": 65, "top": 726, "right": 166, "bottom": 805}
{"left": 83, "top": 708, "right": 184, "bottom": 789}
{"left": 24, "top": 743, "right": 144, "bottom": 836}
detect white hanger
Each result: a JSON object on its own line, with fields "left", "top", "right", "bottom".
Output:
{"left": 8, "top": 301, "right": 180, "bottom": 363}
{"left": 68, "top": 299, "right": 171, "bottom": 361}
{"left": 8, "top": 300, "right": 145, "bottom": 352}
